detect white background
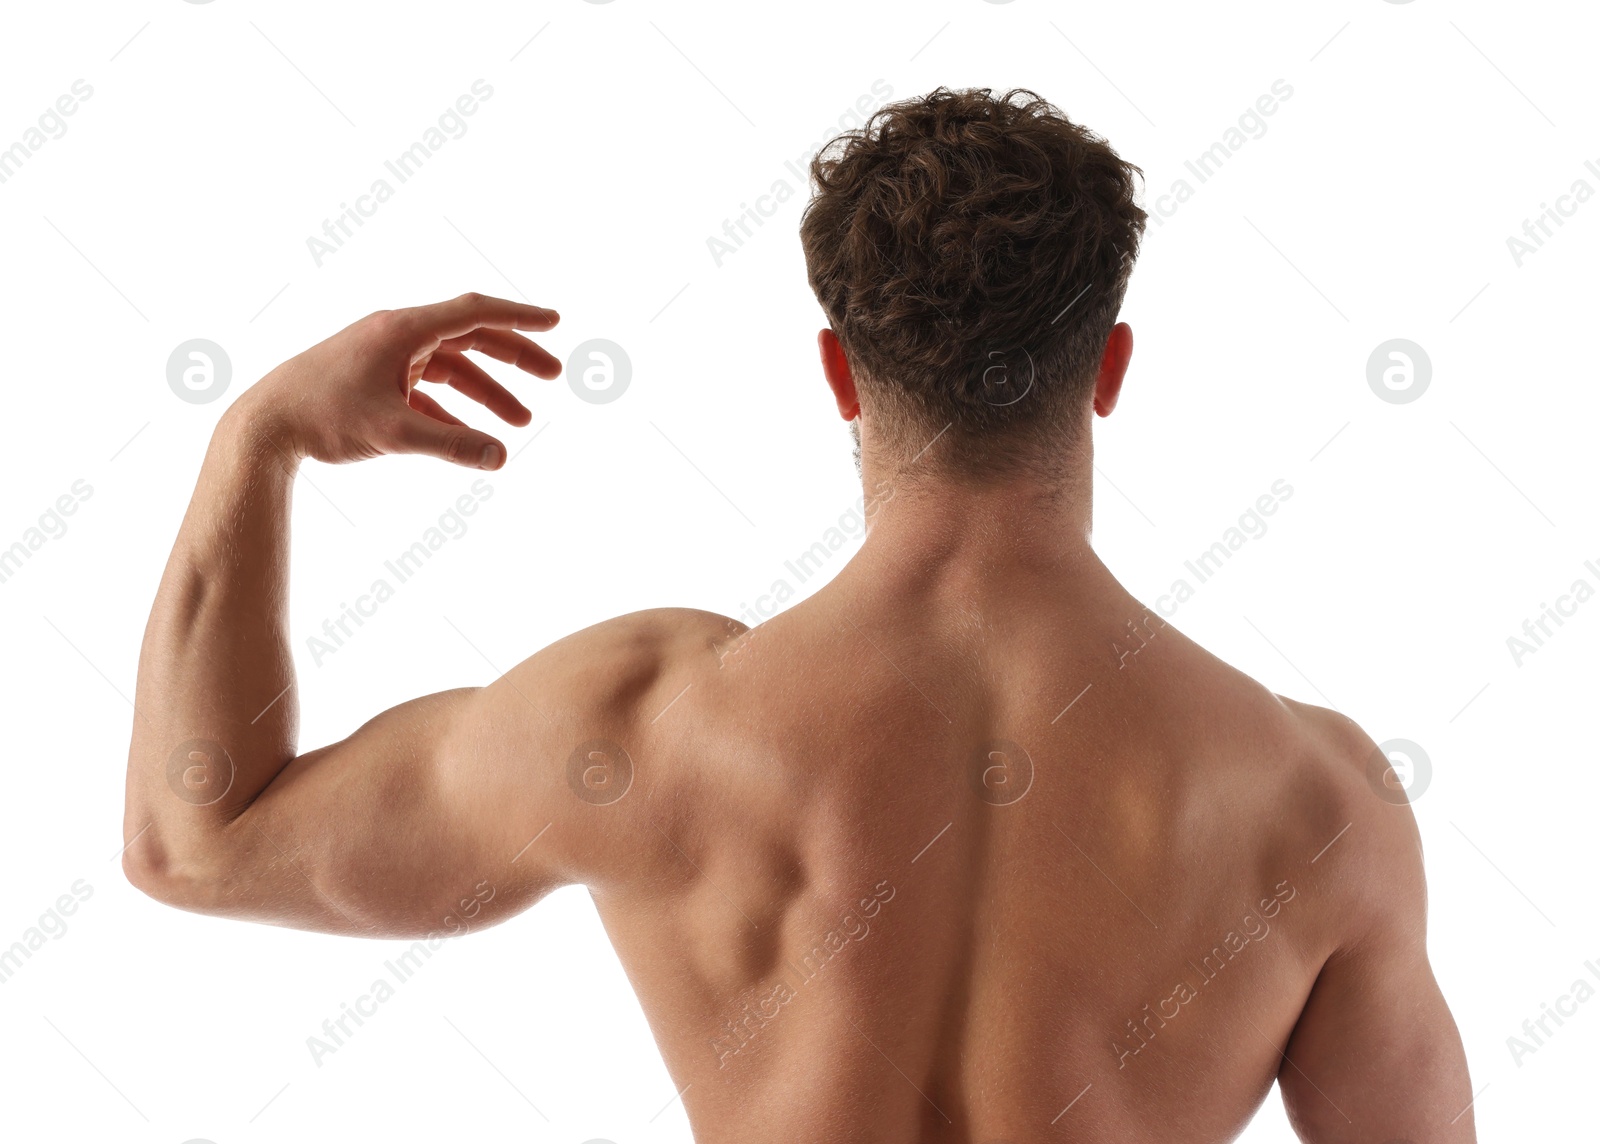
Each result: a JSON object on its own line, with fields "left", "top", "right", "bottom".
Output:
{"left": 0, "top": 0, "right": 1595, "bottom": 1140}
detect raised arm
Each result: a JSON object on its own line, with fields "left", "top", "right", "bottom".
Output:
{"left": 1279, "top": 723, "right": 1477, "bottom": 1142}
{"left": 121, "top": 294, "right": 653, "bottom": 937}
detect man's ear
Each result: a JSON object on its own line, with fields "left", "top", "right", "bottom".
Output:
{"left": 818, "top": 329, "right": 860, "bottom": 421}
{"left": 1093, "top": 322, "right": 1133, "bottom": 418}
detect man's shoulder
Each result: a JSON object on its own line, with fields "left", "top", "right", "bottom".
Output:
{"left": 1270, "top": 695, "right": 1428, "bottom": 936}
{"left": 1154, "top": 636, "right": 1402, "bottom": 818}
{"left": 1152, "top": 639, "right": 1427, "bottom": 920}
{"left": 500, "top": 607, "right": 744, "bottom": 728}
{"left": 541, "top": 607, "right": 746, "bottom": 662}
{"left": 1274, "top": 695, "right": 1415, "bottom": 822}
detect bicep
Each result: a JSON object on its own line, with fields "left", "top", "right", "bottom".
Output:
{"left": 214, "top": 683, "right": 570, "bottom": 937}
{"left": 181, "top": 607, "right": 712, "bottom": 938}
{"left": 1281, "top": 930, "right": 1474, "bottom": 1142}
{"left": 1277, "top": 773, "right": 1475, "bottom": 1142}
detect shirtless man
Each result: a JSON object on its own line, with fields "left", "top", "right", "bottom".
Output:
{"left": 123, "top": 88, "right": 1474, "bottom": 1142}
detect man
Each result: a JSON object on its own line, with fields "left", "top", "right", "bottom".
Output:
{"left": 124, "top": 87, "right": 1474, "bottom": 1142}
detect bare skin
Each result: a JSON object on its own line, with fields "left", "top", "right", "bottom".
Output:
{"left": 123, "top": 293, "right": 1475, "bottom": 1143}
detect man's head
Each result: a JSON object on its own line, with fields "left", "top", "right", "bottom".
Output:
{"left": 801, "top": 87, "right": 1147, "bottom": 481}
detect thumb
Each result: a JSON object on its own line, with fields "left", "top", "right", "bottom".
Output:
{"left": 389, "top": 407, "right": 506, "bottom": 470}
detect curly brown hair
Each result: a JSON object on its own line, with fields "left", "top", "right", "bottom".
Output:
{"left": 800, "top": 87, "right": 1146, "bottom": 475}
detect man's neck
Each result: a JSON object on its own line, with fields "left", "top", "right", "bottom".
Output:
{"left": 840, "top": 455, "right": 1105, "bottom": 602}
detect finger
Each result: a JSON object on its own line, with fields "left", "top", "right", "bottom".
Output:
{"left": 407, "top": 387, "right": 467, "bottom": 427}
{"left": 437, "top": 327, "right": 562, "bottom": 380}
{"left": 420, "top": 351, "right": 533, "bottom": 427}
{"left": 403, "top": 292, "right": 559, "bottom": 344}
{"left": 388, "top": 406, "right": 506, "bottom": 470}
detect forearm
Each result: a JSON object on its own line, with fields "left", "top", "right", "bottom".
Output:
{"left": 118, "top": 294, "right": 562, "bottom": 920}
{"left": 123, "top": 393, "right": 302, "bottom": 892}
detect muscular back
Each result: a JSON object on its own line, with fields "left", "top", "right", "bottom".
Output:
{"left": 516, "top": 560, "right": 1470, "bottom": 1143}
{"left": 131, "top": 544, "right": 1470, "bottom": 1143}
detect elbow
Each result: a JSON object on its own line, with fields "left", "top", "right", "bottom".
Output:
{"left": 121, "top": 836, "right": 181, "bottom": 906}
{"left": 121, "top": 831, "right": 223, "bottom": 912}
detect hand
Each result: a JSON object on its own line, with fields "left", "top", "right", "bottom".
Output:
{"left": 230, "top": 292, "right": 562, "bottom": 470}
